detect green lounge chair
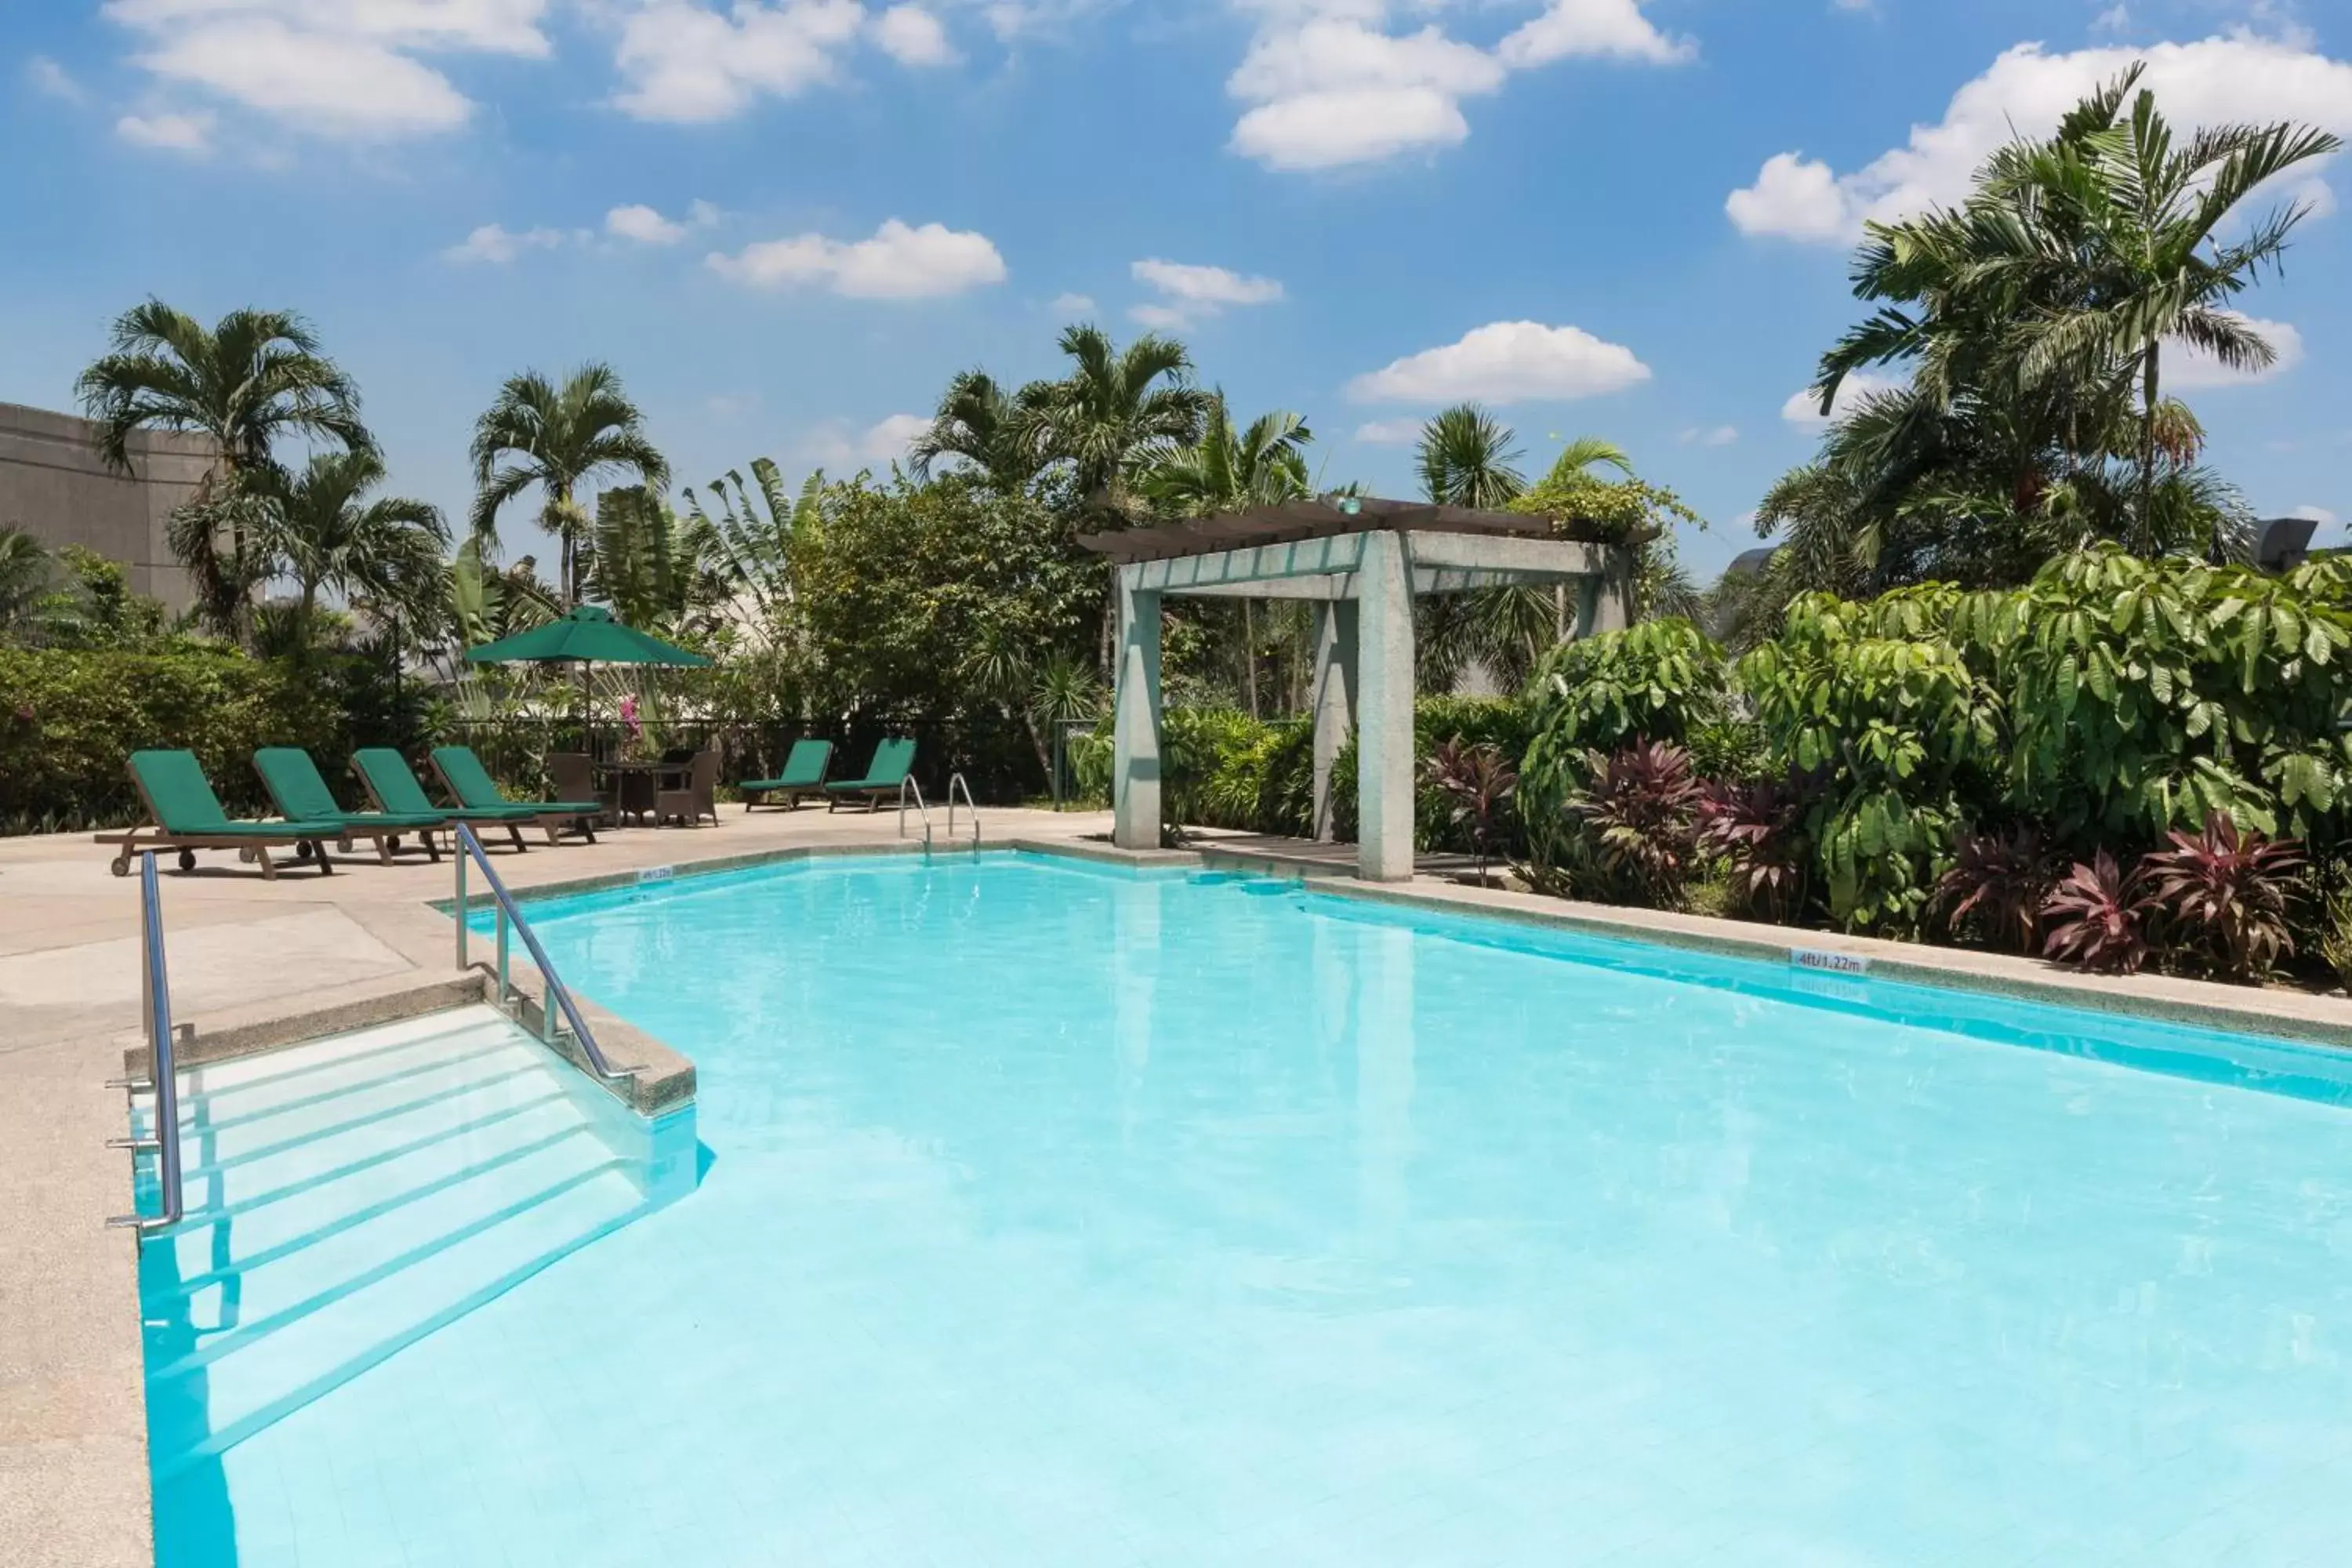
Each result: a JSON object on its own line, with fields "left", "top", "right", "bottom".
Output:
{"left": 740, "top": 739, "right": 834, "bottom": 811}
{"left": 429, "top": 746, "right": 601, "bottom": 844}
{"left": 824, "top": 737, "right": 919, "bottom": 812}
{"left": 95, "top": 750, "right": 343, "bottom": 879}
{"left": 352, "top": 749, "right": 535, "bottom": 853}
{"left": 254, "top": 747, "right": 446, "bottom": 866}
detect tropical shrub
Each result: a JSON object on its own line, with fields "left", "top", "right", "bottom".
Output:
{"left": 1520, "top": 618, "right": 1727, "bottom": 881}
{"left": 2042, "top": 852, "right": 2159, "bottom": 975}
{"left": 1933, "top": 827, "right": 2058, "bottom": 955}
{"left": 0, "top": 644, "right": 361, "bottom": 832}
{"left": 1739, "top": 587, "right": 2002, "bottom": 934}
{"left": 1570, "top": 742, "right": 1704, "bottom": 908}
{"left": 1423, "top": 737, "right": 1518, "bottom": 880}
{"left": 2138, "top": 813, "right": 2304, "bottom": 983}
{"left": 1697, "top": 771, "right": 1821, "bottom": 924}
{"left": 1957, "top": 548, "right": 2352, "bottom": 845}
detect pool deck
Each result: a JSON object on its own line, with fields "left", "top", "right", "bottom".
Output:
{"left": 9, "top": 807, "right": 2352, "bottom": 1567}
{"left": 0, "top": 804, "right": 1111, "bottom": 1568}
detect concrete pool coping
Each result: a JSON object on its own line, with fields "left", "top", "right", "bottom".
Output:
{"left": 12, "top": 804, "right": 2352, "bottom": 1568}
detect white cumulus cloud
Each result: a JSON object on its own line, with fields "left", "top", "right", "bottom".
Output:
{"left": 873, "top": 4, "right": 956, "bottom": 65}
{"left": 28, "top": 55, "right": 88, "bottom": 103}
{"left": 1128, "top": 257, "right": 1284, "bottom": 327}
{"left": 1781, "top": 372, "right": 1899, "bottom": 428}
{"left": 1049, "top": 292, "right": 1097, "bottom": 314}
{"left": 607, "top": 202, "right": 694, "bottom": 243}
{"left": 116, "top": 109, "right": 216, "bottom": 151}
{"left": 1728, "top": 36, "right": 2352, "bottom": 242}
{"left": 1679, "top": 424, "right": 1740, "bottom": 447}
{"left": 101, "top": 0, "right": 550, "bottom": 140}
{"left": 1353, "top": 418, "right": 1425, "bottom": 445}
{"left": 806, "top": 412, "right": 932, "bottom": 469}
{"left": 707, "top": 218, "right": 1008, "bottom": 298}
{"left": 1497, "top": 0, "right": 1693, "bottom": 68}
{"left": 444, "top": 222, "right": 568, "bottom": 263}
{"left": 613, "top": 0, "right": 866, "bottom": 122}
{"left": 1227, "top": 1, "right": 1691, "bottom": 172}
{"left": 1347, "top": 321, "right": 1652, "bottom": 405}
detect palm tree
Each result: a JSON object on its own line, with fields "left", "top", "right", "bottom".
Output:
{"left": 75, "top": 300, "right": 371, "bottom": 637}
{"left": 1142, "top": 394, "right": 1313, "bottom": 516}
{"left": 1812, "top": 65, "right": 2337, "bottom": 558}
{"left": 0, "top": 527, "right": 61, "bottom": 633}
{"left": 1417, "top": 404, "right": 1526, "bottom": 510}
{"left": 252, "top": 451, "right": 448, "bottom": 659}
{"left": 909, "top": 371, "right": 1050, "bottom": 493}
{"left": 1142, "top": 394, "right": 1316, "bottom": 716}
{"left": 470, "top": 365, "right": 669, "bottom": 606}
{"left": 1995, "top": 69, "right": 2338, "bottom": 545}
{"left": 1024, "top": 325, "right": 1212, "bottom": 517}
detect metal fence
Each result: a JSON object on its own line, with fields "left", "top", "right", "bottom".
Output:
{"left": 439, "top": 713, "right": 1051, "bottom": 807}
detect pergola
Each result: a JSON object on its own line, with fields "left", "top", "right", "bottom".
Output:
{"left": 1080, "top": 497, "right": 1638, "bottom": 883}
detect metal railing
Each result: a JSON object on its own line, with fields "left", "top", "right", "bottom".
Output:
{"left": 946, "top": 771, "right": 981, "bottom": 848}
{"left": 898, "top": 775, "right": 933, "bottom": 849}
{"left": 452, "top": 823, "right": 637, "bottom": 1083}
{"left": 108, "top": 851, "right": 183, "bottom": 1239}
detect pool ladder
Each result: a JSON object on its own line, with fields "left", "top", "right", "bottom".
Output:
{"left": 107, "top": 851, "right": 187, "bottom": 1243}
{"left": 899, "top": 772, "right": 981, "bottom": 853}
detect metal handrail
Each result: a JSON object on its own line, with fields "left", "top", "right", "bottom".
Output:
{"left": 899, "top": 774, "right": 932, "bottom": 850}
{"left": 109, "top": 851, "right": 183, "bottom": 1238}
{"left": 946, "top": 771, "right": 981, "bottom": 848}
{"left": 452, "top": 823, "right": 637, "bottom": 1082}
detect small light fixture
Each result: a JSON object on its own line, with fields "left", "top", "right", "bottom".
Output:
{"left": 1334, "top": 495, "right": 1362, "bottom": 517}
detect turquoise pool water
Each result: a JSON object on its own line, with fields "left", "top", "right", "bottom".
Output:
{"left": 152, "top": 851, "right": 2352, "bottom": 1565}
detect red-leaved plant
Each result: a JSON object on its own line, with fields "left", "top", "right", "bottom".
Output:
{"left": 1934, "top": 827, "right": 2057, "bottom": 955}
{"left": 1572, "top": 742, "right": 1704, "bottom": 908}
{"left": 1697, "top": 771, "right": 1818, "bottom": 923}
{"left": 2041, "top": 851, "right": 2160, "bottom": 974}
{"left": 1422, "top": 736, "right": 1519, "bottom": 885}
{"left": 2138, "top": 812, "right": 2304, "bottom": 984}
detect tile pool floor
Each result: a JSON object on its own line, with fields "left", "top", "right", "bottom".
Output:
{"left": 147, "top": 852, "right": 2352, "bottom": 1566}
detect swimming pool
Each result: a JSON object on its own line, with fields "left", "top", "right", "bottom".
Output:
{"left": 151, "top": 850, "right": 2352, "bottom": 1564}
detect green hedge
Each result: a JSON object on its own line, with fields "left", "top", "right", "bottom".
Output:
{"left": 0, "top": 645, "right": 426, "bottom": 834}
{"left": 1071, "top": 695, "right": 1530, "bottom": 855}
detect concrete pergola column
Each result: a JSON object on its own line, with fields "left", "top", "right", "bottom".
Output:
{"left": 1112, "top": 569, "right": 1162, "bottom": 851}
{"left": 1310, "top": 600, "right": 1358, "bottom": 843}
{"left": 1354, "top": 532, "right": 1415, "bottom": 883}
{"left": 1575, "top": 557, "right": 1635, "bottom": 638}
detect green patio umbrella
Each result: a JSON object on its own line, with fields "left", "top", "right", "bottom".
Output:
{"left": 463, "top": 604, "right": 711, "bottom": 754}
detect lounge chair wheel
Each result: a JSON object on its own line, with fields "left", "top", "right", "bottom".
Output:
{"left": 178, "top": 849, "right": 197, "bottom": 873}
{"left": 112, "top": 855, "right": 132, "bottom": 877}
{"left": 296, "top": 840, "right": 314, "bottom": 861}
{"left": 238, "top": 847, "right": 255, "bottom": 864}
{"left": 387, "top": 834, "right": 402, "bottom": 853}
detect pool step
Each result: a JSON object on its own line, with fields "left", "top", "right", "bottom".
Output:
{"left": 138, "top": 1006, "right": 656, "bottom": 1479}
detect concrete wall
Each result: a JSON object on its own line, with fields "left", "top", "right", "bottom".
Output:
{"left": 0, "top": 401, "right": 214, "bottom": 612}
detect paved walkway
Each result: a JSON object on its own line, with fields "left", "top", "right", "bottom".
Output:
{"left": 0, "top": 803, "right": 1112, "bottom": 1568}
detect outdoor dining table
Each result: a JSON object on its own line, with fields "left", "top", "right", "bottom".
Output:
{"left": 593, "top": 758, "right": 692, "bottom": 826}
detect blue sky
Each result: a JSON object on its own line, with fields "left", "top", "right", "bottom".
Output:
{"left": 3, "top": 0, "right": 2348, "bottom": 577}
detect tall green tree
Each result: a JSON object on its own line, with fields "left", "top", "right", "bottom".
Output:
{"left": 470, "top": 364, "right": 669, "bottom": 608}
{"left": 1142, "top": 394, "right": 1316, "bottom": 717}
{"left": 1993, "top": 69, "right": 2338, "bottom": 544}
{"left": 1141, "top": 394, "right": 1313, "bottom": 516}
{"left": 1416, "top": 404, "right": 1527, "bottom": 510}
{"left": 1023, "top": 325, "right": 1212, "bottom": 517}
{"left": 909, "top": 371, "right": 1051, "bottom": 494}
{"left": 1791, "top": 64, "right": 2331, "bottom": 580}
{"left": 75, "top": 300, "right": 371, "bottom": 637}
{"left": 0, "top": 527, "right": 60, "bottom": 635}
{"left": 249, "top": 451, "right": 448, "bottom": 660}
